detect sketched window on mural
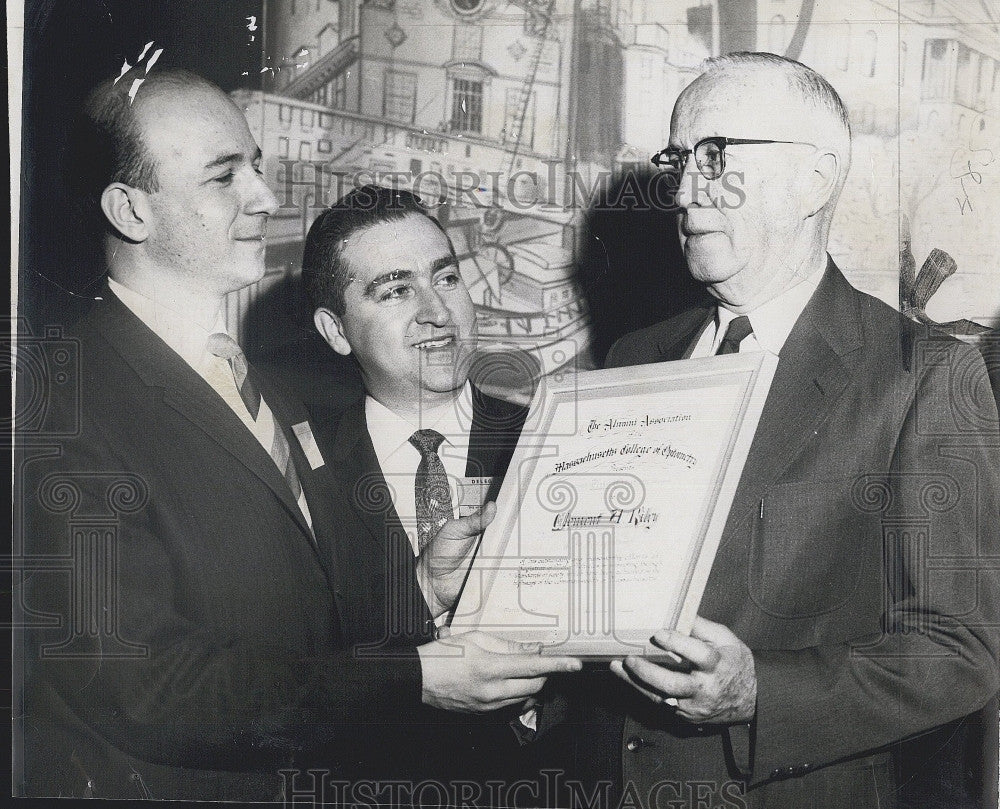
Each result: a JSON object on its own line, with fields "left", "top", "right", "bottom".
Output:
{"left": 836, "top": 22, "right": 850, "bottom": 71}
{"left": 503, "top": 88, "right": 535, "bottom": 149}
{"left": 955, "top": 42, "right": 974, "bottom": 106}
{"left": 384, "top": 70, "right": 417, "bottom": 123}
{"left": 451, "top": 78, "right": 483, "bottom": 133}
{"left": 863, "top": 31, "right": 877, "bottom": 78}
{"left": 453, "top": 25, "right": 484, "bottom": 61}
{"left": 332, "top": 72, "right": 348, "bottom": 109}
{"left": 975, "top": 53, "right": 992, "bottom": 109}
{"left": 318, "top": 20, "right": 340, "bottom": 58}
{"left": 921, "top": 39, "right": 950, "bottom": 100}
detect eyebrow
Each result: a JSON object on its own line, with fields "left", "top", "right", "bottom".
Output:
{"left": 204, "top": 147, "right": 263, "bottom": 171}
{"left": 363, "top": 269, "right": 414, "bottom": 298}
{"left": 431, "top": 255, "right": 459, "bottom": 273}
{"left": 360, "top": 256, "right": 458, "bottom": 298}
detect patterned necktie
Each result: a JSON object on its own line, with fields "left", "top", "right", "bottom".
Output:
{"left": 207, "top": 333, "right": 303, "bottom": 507}
{"left": 409, "top": 429, "right": 454, "bottom": 554}
{"left": 716, "top": 315, "right": 753, "bottom": 355}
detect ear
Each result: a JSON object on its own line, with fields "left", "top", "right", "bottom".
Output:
{"left": 314, "top": 307, "right": 353, "bottom": 356}
{"left": 801, "top": 150, "right": 840, "bottom": 218}
{"left": 100, "top": 183, "right": 151, "bottom": 242}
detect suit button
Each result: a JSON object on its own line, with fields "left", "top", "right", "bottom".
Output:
{"left": 626, "top": 736, "right": 645, "bottom": 751}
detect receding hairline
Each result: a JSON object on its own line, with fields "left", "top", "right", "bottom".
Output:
{"left": 674, "top": 54, "right": 852, "bottom": 148}
{"left": 130, "top": 73, "right": 237, "bottom": 128}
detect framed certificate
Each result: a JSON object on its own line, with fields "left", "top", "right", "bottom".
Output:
{"left": 452, "top": 351, "right": 779, "bottom": 658}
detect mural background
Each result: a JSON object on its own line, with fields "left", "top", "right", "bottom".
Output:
{"left": 17, "top": 0, "right": 1000, "bottom": 412}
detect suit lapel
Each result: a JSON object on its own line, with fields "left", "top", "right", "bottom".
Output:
{"left": 657, "top": 307, "right": 714, "bottom": 361}
{"left": 323, "top": 400, "right": 434, "bottom": 641}
{"left": 326, "top": 399, "right": 407, "bottom": 553}
{"left": 465, "top": 387, "right": 529, "bottom": 500}
{"left": 94, "top": 296, "right": 314, "bottom": 546}
{"left": 722, "top": 261, "right": 864, "bottom": 536}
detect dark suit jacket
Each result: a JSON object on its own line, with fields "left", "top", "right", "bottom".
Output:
{"left": 305, "top": 387, "right": 530, "bottom": 785}
{"left": 15, "top": 295, "right": 423, "bottom": 801}
{"left": 540, "top": 261, "right": 1000, "bottom": 809}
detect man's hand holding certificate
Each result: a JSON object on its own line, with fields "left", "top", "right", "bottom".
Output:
{"left": 613, "top": 616, "right": 758, "bottom": 724}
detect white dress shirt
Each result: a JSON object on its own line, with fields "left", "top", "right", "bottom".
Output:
{"left": 108, "top": 279, "right": 312, "bottom": 529}
{"left": 365, "top": 382, "right": 475, "bottom": 556}
{"left": 689, "top": 266, "right": 826, "bottom": 358}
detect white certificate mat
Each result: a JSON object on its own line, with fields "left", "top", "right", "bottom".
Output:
{"left": 452, "top": 352, "right": 779, "bottom": 658}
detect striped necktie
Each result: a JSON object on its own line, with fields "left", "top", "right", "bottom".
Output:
{"left": 207, "top": 333, "right": 303, "bottom": 506}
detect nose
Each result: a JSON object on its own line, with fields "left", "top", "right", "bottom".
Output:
{"left": 674, "top": 161, "right": 710, "bottom": 210}
{"left": 415, "top": 286, "right": 451, "bottom": 328}
{"left": 245, "top": 167, "right": 279, "bottom": 217}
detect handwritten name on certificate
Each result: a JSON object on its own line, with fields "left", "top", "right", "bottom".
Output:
{"left": 453, "top": 352, "right": 778, "bottom": 658}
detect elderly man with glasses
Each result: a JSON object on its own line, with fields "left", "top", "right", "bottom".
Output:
{"left": 532, "top": 52, "right": 1000, "bottom": 809}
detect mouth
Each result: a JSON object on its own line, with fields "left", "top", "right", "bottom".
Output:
{"left": 235, "top": 221, "right": 268, "bottom": 244}
{"left": 412, "top": 334, "right": 457, "bottom": 351}
{"left": 680, "top": 210, "right": 728, "bottom": 238}
{"left": 681, "top": 220, "right": 725, "bottom": 238}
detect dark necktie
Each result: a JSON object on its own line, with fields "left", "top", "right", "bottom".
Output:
{"left": 207, "top": 333, "right": 303, "bottom": 508}
{"left": 716, "top": 315, "right": 753, "bottom": 355}
{"left": 409, "top": 429, "right": 454, "bottom": 554}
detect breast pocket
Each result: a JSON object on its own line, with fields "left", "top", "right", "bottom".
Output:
{"left": 747, "top": 478, "right": 874, "bottom": 619}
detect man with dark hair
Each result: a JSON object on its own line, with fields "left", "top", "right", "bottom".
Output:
{"left": 16, "top": 73, "right": 578, "bottom": 801}
{"left": 300, "top": 184, "right": 540, "bottom": 786}
{"left": 538, "top": 53, "right": 1000, "bottom": 809}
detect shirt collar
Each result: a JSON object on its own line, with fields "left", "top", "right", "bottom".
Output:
{"left": 366, "top": 381, "right": 474, "bottom": 460}
{"left": 717, "top": 265, "right": 825, "bottom": 356}
{"left": 108, "top": 278, "right": 229, "bottom": 371}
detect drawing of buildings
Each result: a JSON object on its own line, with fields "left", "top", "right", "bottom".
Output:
{"left": 227, "top": 0, "right": 999, "bottom": 380}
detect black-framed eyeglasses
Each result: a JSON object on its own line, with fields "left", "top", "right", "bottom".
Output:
{"left": 650, "top": 136, "right": 816, "bottom": 180}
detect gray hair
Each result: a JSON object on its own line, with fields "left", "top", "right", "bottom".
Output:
{"left": 700, "top": 52, "right": 851, "bottom": 141}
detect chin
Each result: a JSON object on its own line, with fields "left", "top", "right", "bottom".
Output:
{"left": 234, "top": 262, "right": 267, "bottom": 289}
{"left": 685, "top": 249, "right": 740, "bottom": 286}
{"left": 423, "top": 377, "right": 466, "bottom": 395}
{"left": 417, "top": 367, "right": 465, "bottom": 395}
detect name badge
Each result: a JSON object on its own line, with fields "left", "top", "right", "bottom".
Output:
{"left": 456, "top": 476, "right": 492, "bottom": 517}
{"left": 292, "top": 421, "right": 325, "bottom": 470}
